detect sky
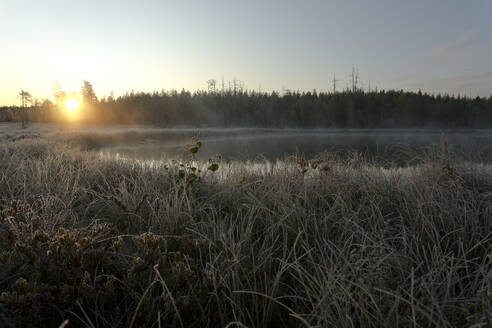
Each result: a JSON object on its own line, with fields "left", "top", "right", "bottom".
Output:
{"left": 1, "top": 0, "right": 491, "bottom": 105}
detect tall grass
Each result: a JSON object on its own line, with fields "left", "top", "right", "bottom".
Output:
{"left": 0, "top": 136, "right": 491, "bottom": 327}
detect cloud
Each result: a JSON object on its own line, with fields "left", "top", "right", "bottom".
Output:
{"left": 433, "top": 69, "right": 492, "bottom": 85}
{"left": 409, "top": 29, "right": 481, "bottom": 71}
{"left": 409, "top": 69, "right": 492, "bottom": 88}
{"left": 428, "top": 30, "right": 477, "bottom": 59}
{"left": 392, "top": 30, "right": 492, "bottom": 96}
{"left": 401, "top": 69, "right": 492, "bottom": 96}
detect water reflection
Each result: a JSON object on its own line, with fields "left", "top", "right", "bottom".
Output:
{"left": 96, "top": 129, "right": 492, "bottom": 164}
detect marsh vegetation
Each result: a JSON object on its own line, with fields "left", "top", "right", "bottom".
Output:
{"left": 0, "top": 125, "right": 491, "bottom": 327}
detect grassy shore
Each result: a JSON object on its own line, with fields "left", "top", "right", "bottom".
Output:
{"left": 0, "top": 135, "right": 491, "bottom": 327}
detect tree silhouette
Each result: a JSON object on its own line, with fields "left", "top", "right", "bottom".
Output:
{"left": 81, "top": 81, "right": 97, "bottom": 105}
{"left": 52, "top": 82, "right": 67, "bottom": 105}
{"left": 3, "top": 76, "right": 492, "bottom": 128}
{"left": 18, "top": 89, "right": 32, "bottom": 128}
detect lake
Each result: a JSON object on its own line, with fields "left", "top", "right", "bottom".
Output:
{"left": 91, "top": 127, "right": 492, "bottom": 164}
{"left": 2, "top": 123, "right": 491, "bottom": 164}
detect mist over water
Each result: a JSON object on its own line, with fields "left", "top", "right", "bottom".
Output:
{"left": 2, "top": 123, "right": 491, "bottom": 164}
{"left": 92, "top": 127, "right": 492, "bottom": 164}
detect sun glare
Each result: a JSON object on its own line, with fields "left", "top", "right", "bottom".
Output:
{"left": 66, "top": 98, "right": 80, "bottom": 111}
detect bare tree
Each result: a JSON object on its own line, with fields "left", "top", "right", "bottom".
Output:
{"left": 18, "top": 89, "right": 32, "bottom": 128}
{"left": 207, "top": 79, "right": 217, "bottom": 94}
{"left": 229, "top": 77, "right": 245, "bottom": 95}
{"left": 351, "top": 65, "right": 359, "bottom": 93}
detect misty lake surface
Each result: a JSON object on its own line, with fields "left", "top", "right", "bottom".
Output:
{"left": 3, "top": 124, "right": 491, "bottom": 163}
{"left": 83, "top": 126, "right": 492, "bottom": 163}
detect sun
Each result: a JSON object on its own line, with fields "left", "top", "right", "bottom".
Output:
{"left": 66, "top": 98, "right": 80, "bottom": 111}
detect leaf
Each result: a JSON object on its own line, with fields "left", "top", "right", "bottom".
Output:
{"left": 189, "top": 147, "right": 199, "bottom": 154}
{"left": 208, "top": 163, "right": 219, "bottom": 172}
{"left": 197, "top": 141, "right": 202, "bottom": 148}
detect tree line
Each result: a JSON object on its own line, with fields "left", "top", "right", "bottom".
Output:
{"left": 1, "top": 84, "right": 492, "bottom": 128}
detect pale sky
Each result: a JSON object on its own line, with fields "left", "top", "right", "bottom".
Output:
{"left": 1, "top": 0, "right": 491, "bottom": 105}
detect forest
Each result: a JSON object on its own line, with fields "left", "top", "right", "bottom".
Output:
{"left": 1, "top": 84, "right": 492, "bottom": 128}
